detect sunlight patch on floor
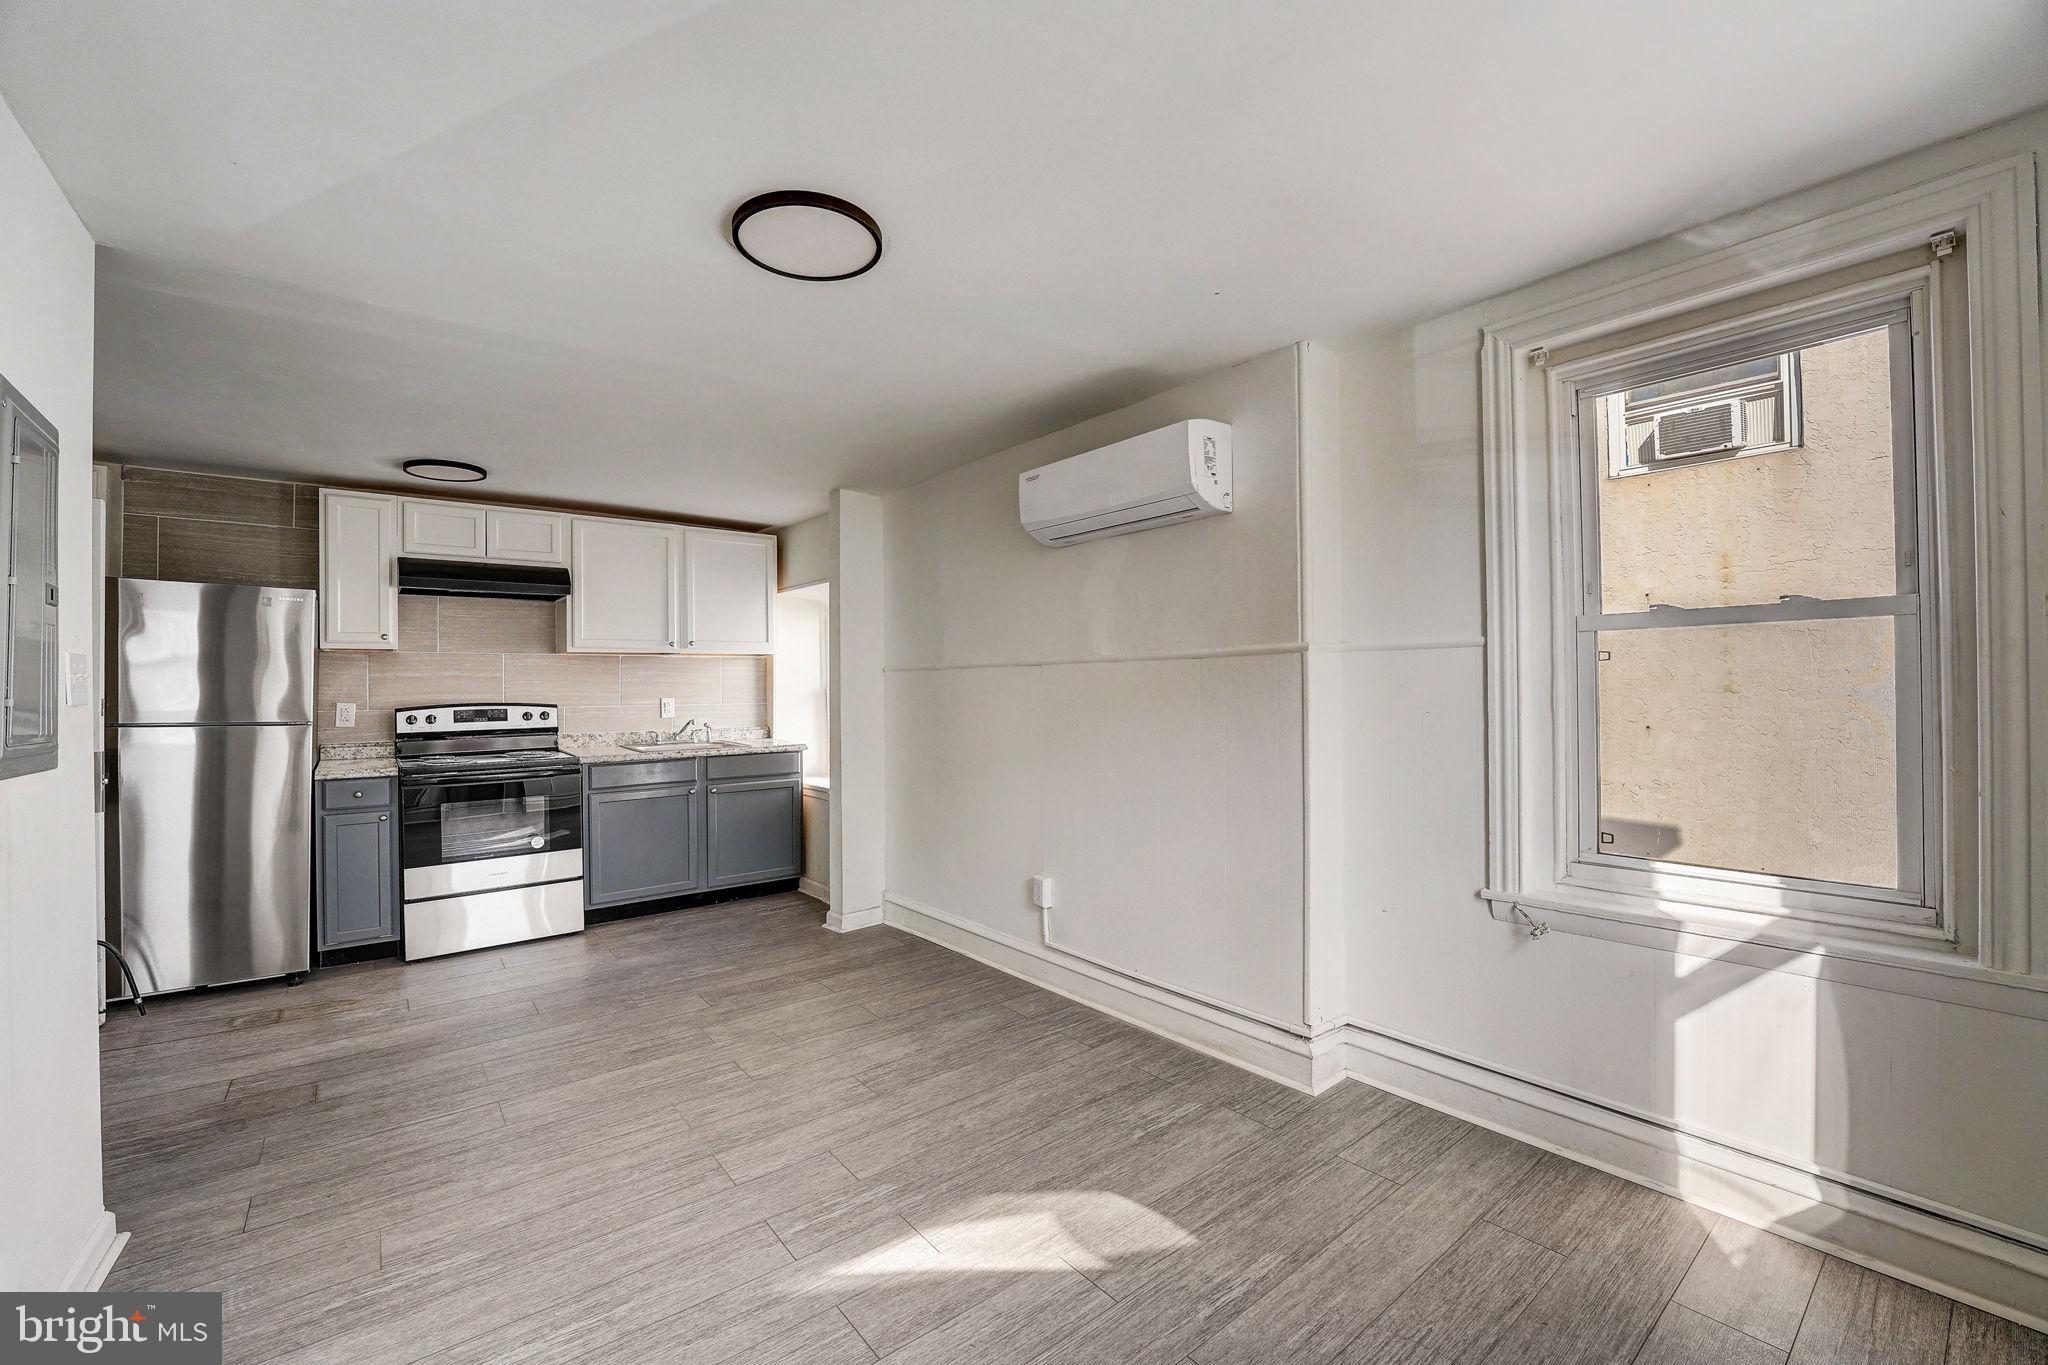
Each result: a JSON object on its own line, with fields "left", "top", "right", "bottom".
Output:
{"left": 824, "top": 1192, "right": 1197, "bottom": 1278}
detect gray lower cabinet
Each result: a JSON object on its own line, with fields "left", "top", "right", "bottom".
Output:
{"left": 584, "top": 751, "right": 801, "bottom": 909}
{"left": 586, "top": 780, "right": 702, "bottom": 907}
{"left": 316, "top": 778, "right": 399, "bottom": 950}
{"left": 706, "top": 776, "right": 803, "bottom": 890}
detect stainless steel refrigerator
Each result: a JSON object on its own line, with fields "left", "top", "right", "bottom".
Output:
{"left": 105, "top": 579, "right": 316, "bottom": 997}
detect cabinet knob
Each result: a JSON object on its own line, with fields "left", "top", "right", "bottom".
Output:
{"left": 380, "top": 633, "right": 390, "bottom": 640}
{"left": 352, "top": 789, "right": 364, "bottom": 798}
{"left": 378, "top": 814, "right": 388, "bottom": 822}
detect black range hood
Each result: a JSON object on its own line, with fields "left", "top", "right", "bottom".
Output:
{"left": 397, "top": 556, "right": 572, "bottom": 601}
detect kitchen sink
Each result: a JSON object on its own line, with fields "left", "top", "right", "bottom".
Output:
{"left": 619, "top": 741, "right": 754, "bottom": 756}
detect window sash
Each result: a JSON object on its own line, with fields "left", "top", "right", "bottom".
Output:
{"left": 1557, "top": 293, "right": 1943, "bottom": 929}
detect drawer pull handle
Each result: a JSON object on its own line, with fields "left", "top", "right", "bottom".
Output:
{"left": 352, "top": 789, "right": 364, "bottom": 798}
{"left": 378, "top": 815, "right": 388, "bottom": 822}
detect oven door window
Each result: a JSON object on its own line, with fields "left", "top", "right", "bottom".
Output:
{"left": 403, "top": 774, "right": 582, "bottom": 868}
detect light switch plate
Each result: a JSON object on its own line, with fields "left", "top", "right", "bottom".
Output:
{"left": 335, "top": 702, "right": 356, "bottom": 728}
{"left": 64, "top": 651, "right": 91, "bottom": 707}
{"left": 660, "top": 697, "right": 676, "bottom": 719}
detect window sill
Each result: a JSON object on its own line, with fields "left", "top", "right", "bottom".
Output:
{"left": 1479, "top": 886, "right": 2048, "bottom": 1020}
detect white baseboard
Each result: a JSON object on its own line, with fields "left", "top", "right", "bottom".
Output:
{"left": 798, "top": 877, "right": 830, "bottom": 904}
{"left": 57, "top": 1210, "right": 126, "bottom": 1292}
{"left": 1338, "top": 1022, "right": 2048, "bottom": 1333}
{"left": 884, "top": 892, "right": 1326, "bottom": 1092}
{"left": 826, "top": 902, "right": 884, "bottom": 933}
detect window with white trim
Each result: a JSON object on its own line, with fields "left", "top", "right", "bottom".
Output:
{"left": 1573, "top": 298, "right": 1935, "bottom": 932}
{"left": 1480, "top": 158, "right": 2047, "bottom": 975}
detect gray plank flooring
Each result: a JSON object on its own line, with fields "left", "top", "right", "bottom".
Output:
{"left": 99, "top": 892, "right": 2045, "bottom": 1365}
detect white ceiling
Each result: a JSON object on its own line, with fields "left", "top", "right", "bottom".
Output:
{"left": 4, "top": 1, "right": 2045, "bottom": 527}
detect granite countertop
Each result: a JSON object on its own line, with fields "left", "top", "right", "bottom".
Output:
{"left": 314, "top": 734, "right": 804, "bottom": 780}
{"left": 314, "top": 743, "right": 398, "bottom": 782}
{"left": 560, "top": 733, "right": 808, "bottom": 766}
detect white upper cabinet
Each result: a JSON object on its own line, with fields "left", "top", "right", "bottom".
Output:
{"left": 560, "top": 517, "right": 682, "bottom": 653}
{"left": 486, "top": 507, "right": 569, "bottom": 565}
{"left": 400, "top": 499, "right": 488, "bottom": 559}
{"left": 320, "top": 490, "right": 399, "bottom": 649}
{"left": 681, "top": 528, "right": 776, "bottom": 654}
{"left": 322, "top": 494, "right": 769, "bottom": 655}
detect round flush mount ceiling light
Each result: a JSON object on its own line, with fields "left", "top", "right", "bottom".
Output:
{"left": 730, "top": 190, "right": 882, "bottom": 281}
{"left": 401, "top": 458, "right": 488, "bottom": 483}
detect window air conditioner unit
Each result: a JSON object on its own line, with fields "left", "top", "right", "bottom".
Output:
{"left": 1649, "top": 399, "right": 1746, "bottom": 462}
{"left": 1018, "top": 419, "right": 1232, "bottom": 547}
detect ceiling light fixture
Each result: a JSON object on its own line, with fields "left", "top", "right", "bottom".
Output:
{"left": 730, "top": 190, "right": 882, "bottom": 281}
{"left": 401, "top": 459, "right": 488, "bottom": 483}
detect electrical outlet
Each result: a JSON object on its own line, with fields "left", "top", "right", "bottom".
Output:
{"left": 660, "top": 697, "right": 677, "bottom": 719}
{"left": 335, "top": 702, "right": 356, "bottom": 728}
{"left": 1031, "top": 875, "right": 1055, "bottom": 909}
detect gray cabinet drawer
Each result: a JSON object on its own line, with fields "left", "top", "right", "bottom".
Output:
{"left": 587, "top": 759, "right": 698, "bottom": 789}
{"left": 705, "top": 751, "right": 801, "bottom": 780}
{"left": 320, "top": 777, "right": 395, "bottom": 811}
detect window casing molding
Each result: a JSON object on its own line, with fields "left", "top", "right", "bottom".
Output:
{"left": 1479, "top": 154, "right": 2045, "bottom": 985}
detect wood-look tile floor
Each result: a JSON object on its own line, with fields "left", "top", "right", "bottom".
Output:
{"left": 101, "top": 893, "right": 2046, "bottom": 1365}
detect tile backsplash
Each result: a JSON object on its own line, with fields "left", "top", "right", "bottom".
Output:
{"left": 115, "top": 465, "right": 319, "bottom": 586}
{"left": 317, "top": 595, "right": 766, "bottom": 744}
{"left": 99, "top": 463, "right": 768, "bottom": 745}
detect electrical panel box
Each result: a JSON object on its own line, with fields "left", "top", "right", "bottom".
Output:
{"left": 0, "top": 376, "right": 59, "bottom": 782}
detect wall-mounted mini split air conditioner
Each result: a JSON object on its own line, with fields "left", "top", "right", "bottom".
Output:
{"left": 1018, "top": 419, "right": 1232, "bottom": 547}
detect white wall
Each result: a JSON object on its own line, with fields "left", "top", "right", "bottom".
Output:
{"left": 1341, "top": 107, "right": 2048, "bottom": 1250}
{"left": 882, "top": 345, "right": 1324, "bottom": 1025}
{"left": 828, "top": 490, "right": 885, "bottom": 932}
{"left": 778, "top": 511, "right": 834, "bottom": 590}
{"left": 0, "top": 92, "right": 110, "bottom": 1289}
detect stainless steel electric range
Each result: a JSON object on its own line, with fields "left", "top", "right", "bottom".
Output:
{"left": 395, "top": 703, "right": 584, "bottom": 960}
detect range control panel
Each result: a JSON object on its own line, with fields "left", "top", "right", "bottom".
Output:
{"left": 395, "top": 702, "right": 557, "bottom": 733}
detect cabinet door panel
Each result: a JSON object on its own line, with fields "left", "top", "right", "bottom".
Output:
{"left": 706, "top": 777, "right": 801, "bottom": 889}
{"left": 319, "top": 806, "right": 397, "bottom": 948}
{"left": 565, "top": 518, "right": 680, "bottom": 652}
{"left": 401, "top": 500, "right": 488, "bottom": 559}
{"left": 586, "top": 782, "right": 701, "bottom": 907}
{"left": 682, "top": 529, "right": 775, "bottom": 654}
{"left": 487, "top": 508, "right": 569, "bottom": 565}
{"left": 319, "top": 491, "right": 398, "bottom": 649}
